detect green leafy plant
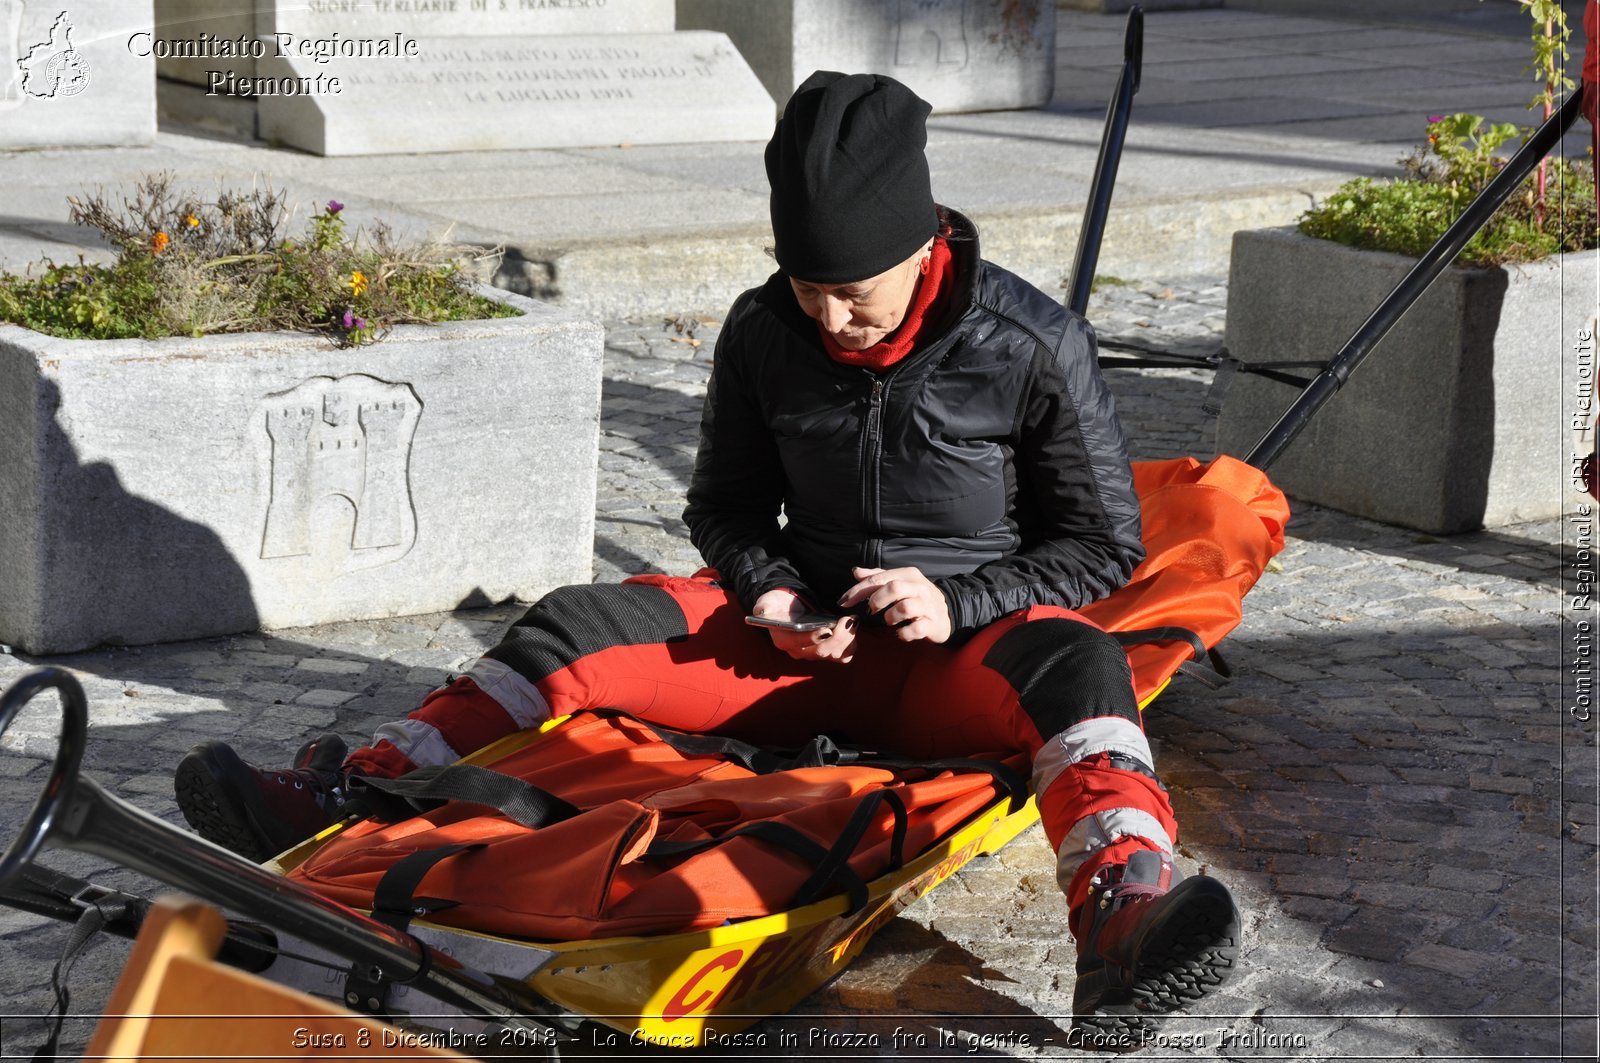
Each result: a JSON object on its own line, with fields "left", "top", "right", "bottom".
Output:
{"left": 1519, "top": 0, "right": 1574, "bottom": 221}
{"left": 0, "top": 173, "right": 515, "bottom": 343}
{"left": 1298, "top": 1, "right": 1594, "bottom": 267}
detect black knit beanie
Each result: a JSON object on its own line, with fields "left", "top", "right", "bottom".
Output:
{"left": 765, "top": 70, "right": 938, "bottom": 284}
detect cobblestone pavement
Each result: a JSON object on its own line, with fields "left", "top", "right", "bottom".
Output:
{"left": 0, "top": 279, "right": 1593, "bottom": 1061}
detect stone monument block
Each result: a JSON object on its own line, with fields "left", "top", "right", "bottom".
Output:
{"left": 257, "top": 0, "right": 676, "bottom": 38}
{"left": 150, "top": 0, "right": 773, "bottom": 152}
{"left": 676, "top": 0, "right": 1055, "bottom": 114}
{"left": 1, "top": 0, "right": 155, "bottom": 147}
{"left": 151, "top": 0, "right": 675, "bottom": 87}
{"left": 252, "top": 31, "right": 774, "bottom": 154}
{"left": 149, "top": 0, "right": 255, "bottom": 87}
{"left": 0, "top": 289, "right": 604, "bottom": 655}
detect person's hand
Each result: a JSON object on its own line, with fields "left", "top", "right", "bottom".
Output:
{"left": 837, "top": 566, "right": 952, "bottom": 644}
{"left": 751, "top": 588, "right": 859, "bottom": 663}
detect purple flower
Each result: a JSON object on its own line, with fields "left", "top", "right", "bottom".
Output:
{"left": 355, "top": 316, "right": 367, "bottom": 330}
{"left": 326, "top": 199, "right": 344, "bottom": 215}
{"left": 342, "top": 309, "right": 355, "bottom": 329}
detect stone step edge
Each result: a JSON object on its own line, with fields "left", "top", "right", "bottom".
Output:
{"left": 476, "top": 182, "right": 1346, "bottom": 318}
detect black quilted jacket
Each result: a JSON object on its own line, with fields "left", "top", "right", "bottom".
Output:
{"left": 683, "top": 211, "right": 1144, "bottom": 640}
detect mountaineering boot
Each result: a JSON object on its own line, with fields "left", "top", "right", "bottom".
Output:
{"left": 175, "top": 734, "right": 355, "bottom": 861}
{"left": 1069, "top": 849, "right": 1240, "bottom": 1053}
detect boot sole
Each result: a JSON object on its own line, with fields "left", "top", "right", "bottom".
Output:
{"left": 174, "top": 742, "right": 278, "bottom": 862}
{"left": 1070, "top": 876, "right": 1241, "bottom": 1053}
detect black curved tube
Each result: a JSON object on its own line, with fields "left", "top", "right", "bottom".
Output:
{"left": 0, "top": 667, "right": 86, "bottom": 885}
{"left": 0, "top": 667, "right": 563, "bottom": 1032}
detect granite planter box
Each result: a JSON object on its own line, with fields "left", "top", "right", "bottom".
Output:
{"left": 0, "top": 289, "right": 604, "bottom": 655}
{"left": 1215, "top": 227, "right": 1595, "bottom": 534}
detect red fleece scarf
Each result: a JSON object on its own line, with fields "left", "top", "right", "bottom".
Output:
{"left": 819, "top": 237, "right": 954, "bottom": 371}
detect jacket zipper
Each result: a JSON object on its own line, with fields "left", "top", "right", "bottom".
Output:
{"left": 855, "top": 337, "right": 959, "bottom": 572}
{"left": 861, "top": 375, "right": 885, "bottom": 568}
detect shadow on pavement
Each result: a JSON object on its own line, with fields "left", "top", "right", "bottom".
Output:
{"left": 1139, "top": 614, "right": 1584, "bottom": 1052}
{"left": 1273, "top": 498, "right": 1568, "bottom": 592}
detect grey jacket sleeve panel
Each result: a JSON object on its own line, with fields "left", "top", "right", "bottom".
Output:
{"left": 681, "top": 300, "right": 818, "bottom": 612}
{"left": 933, "top": 311, "right": 1145, "bottom": 637}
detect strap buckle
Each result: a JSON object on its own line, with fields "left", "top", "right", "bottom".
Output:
{"left": 68, "top": 881, "right": 142, "bottom": 919}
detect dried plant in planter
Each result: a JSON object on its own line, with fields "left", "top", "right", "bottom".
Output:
{"left": 0, "top": 172, "right": 514, "bottom": 344}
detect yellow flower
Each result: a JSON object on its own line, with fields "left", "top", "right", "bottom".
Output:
{"left": 152, "top": 231, "right": 170, "bottom": 255}
{"left": 348, "top": 270, "right": 369, "bottom": 296}
{"left": 185, "top": 213, "right": 199, "bottom": 228}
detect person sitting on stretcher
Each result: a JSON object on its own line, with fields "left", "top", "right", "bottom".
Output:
{"left": 175, "top": 71, "right": 1241, "bottom": 1050}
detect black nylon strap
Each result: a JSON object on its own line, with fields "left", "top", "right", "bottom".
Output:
{"left": 644, "top": 820, "right": 871, "bottom": 914}
{"left": 357, "top": 765, "right": 580, "bottom": 829}
{"left": 31, "top": 890, "right": 139, "bottom": 1061}
{"left": 1111, "top": 627, "right": 1232, "bottom": 689}
{"left": 1178, "top": 646, "right": 1233, "bottom": 689}
{"left": 1110, "top": 626, "right": 1206, "bottom": 660}
{"left": 882, "top": 790, "right": 908, "bottom": 872}
{"left": 370, "top": 843, "right": 480, "bottom": 933}
{"left": 591, "top": 708, "right": 852, "bottom": 775}
{"left": 0, "top": 866, "right": 145, "bottom": 928}
{"left": 585, "top": 712, "right": 1021, "bottom": 819}
{"left": 354, "top": 717, "right": 799, "bottom": 831}
{"left": 1201, "top": 354, "right": 1322, "bottom": 417}
{"left": 841, "top": 753, "right": 1029, "bottom": 815}
{"left": 638, "top": 727, "right": 793, "bottom": 774}
{"left": 1096, "top": 338, "right": 1223, "bottom": 371}
{"left": 345, "top": 843, "right": 479, "bottom": 1013}
{"left": 1237, "top": 366, "right": 1319, "bottom": 387}
{"left": 792, "top": 789, "right": 908, "bottom": 909}
{"left": 1202, "top": 355, "right": 1237, "bottom": 418}
{"left": 1221, "top": 350, "right": 1327, "bottom": 389}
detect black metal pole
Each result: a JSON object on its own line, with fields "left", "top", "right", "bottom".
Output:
{"left": 0, "top": 668, "right": 560, "bottom": 1030}
{"left": 1067, "top": 6, "right": 1143, "bottom": 316}
{"left": 1244, "top": 90, "right": 1585, "bottom": 471}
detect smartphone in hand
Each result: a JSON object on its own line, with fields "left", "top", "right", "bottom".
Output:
{"left": 744, "top": 614, "right": 837, "bottom": 633}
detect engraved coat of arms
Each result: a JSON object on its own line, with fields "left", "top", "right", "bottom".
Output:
{"left": 258, "top": 375, "right": 422, "bottom": 570}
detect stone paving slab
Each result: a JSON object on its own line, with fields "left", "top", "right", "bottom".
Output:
{"left": 0, "top": 275, "right": 1591, "bottom": 1060}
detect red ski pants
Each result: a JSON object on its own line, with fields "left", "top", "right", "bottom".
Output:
{"left": 345, "top": 574, "right": 1179, "bottom": 906}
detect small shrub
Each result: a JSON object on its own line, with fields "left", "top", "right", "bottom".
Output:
{"left": 1299, "top": 114, "right": 1597, "bottom": 267}
{"left": 0, "top": 173, "right": 516, "bottom": 343}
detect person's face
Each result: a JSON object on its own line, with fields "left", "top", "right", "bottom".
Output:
{"left": 790, "top": 242, "right": 932, "bottom": 351}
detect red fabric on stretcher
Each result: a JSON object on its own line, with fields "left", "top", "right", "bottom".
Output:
{"left": 1081, "top": 455, "right": 1289, "bottom": 705}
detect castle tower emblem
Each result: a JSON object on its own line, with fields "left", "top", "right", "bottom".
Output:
{"left": 259, "top": 375, "right": 422, "bottom": 570}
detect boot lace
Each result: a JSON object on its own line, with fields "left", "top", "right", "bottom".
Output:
{"left": 1095, "top": 877, "right": 1166, "bottom": 911}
